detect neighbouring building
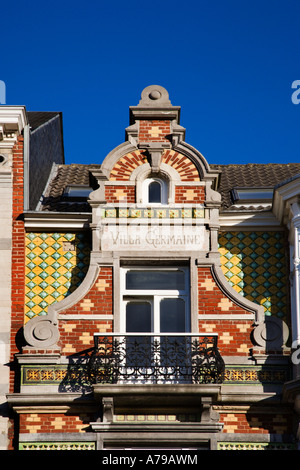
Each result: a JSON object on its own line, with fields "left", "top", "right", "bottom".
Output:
{"left": 2, "top": 86, "right": 300, "bottom": 450}
{"left": 0, "top": 108, "right": 64, "bottom": 450}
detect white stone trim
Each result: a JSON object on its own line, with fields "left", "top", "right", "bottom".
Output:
{"left": 198, "top": 314, "right": 254, "bottom": 320}
{"left": 0, "top": 106, "right": 27, "bottom": 149}
{"left": 23, "top": 211, "right": 91, "bottom": 229}
{"left": 290, "top": 204, "right": 300, "bottom": 347}
{"left": 219, "top": 212, "right": 281, "bottom": 228}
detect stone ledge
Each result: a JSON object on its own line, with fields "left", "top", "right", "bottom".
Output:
{"left": 93, "top": 383, "right": 221, "bottom": 399}
{"left": 90, "top": 421, "right": 223, "bottom": 434}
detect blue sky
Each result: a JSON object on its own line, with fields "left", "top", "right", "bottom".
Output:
{"left": 1, "top": 0, "right": 300, "bottom": 166}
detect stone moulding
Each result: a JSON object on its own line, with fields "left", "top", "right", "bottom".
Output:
{"left": 23, "top": 316, "right": 60, "bottom": 349}
{"left": 210, "top": 262, "right": 290, "bottom": 351}
{"left": 209, "top": 263, "right": 265, "bottom": 324}
{"left": 197, "top": 260, "right": 290, "bottom": 352}
{"left": 174, "top": 141, "right": 219, "bottom": 182}
{"left": 22, "top": 252, "right": 287, "bottom": 353}
{"left": 100, "top": 142, "right": 138, "bottom": 180}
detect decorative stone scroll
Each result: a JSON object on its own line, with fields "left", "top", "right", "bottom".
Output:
{"left": 23, "top": 314, "right": 60, "bottom": 349}
{"left": 253, "top": 316, "right": 289, "bottom": 351}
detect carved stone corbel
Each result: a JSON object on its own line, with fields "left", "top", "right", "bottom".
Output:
{"left": 102, "top": 397, "right": 114, "bottom": 423}
{"left": 88, "top": 169, "right": 108, "bottom": 205}
{"left": 138, "top": 142, "right": 170, "bottom": 173}
{"left": 205, "top": 180, "right": 222, "bottom": 207}
{"left": 200, "top": 396, "right": 219, "bottom": 423}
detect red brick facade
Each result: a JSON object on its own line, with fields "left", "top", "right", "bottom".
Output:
{"left": 110, "top": 151, "right": 147, "bottom": 181}
{"left": 8, "top": 87, "right": 295, "bottom": 450}
{"left": 58, "top": 267, "right": 113, "bottom": 354}
{"left": 109, "top": 149, "right": 201, "bottom": 184}
{"left": 162, "top": 150, "right": 200, "bottom": 181}
{"left": 139, "top": 120, "right": 171, "bottom": 143}
{"left": 18, "top": 410, "right": 294, "bottom": 436}
{"left": 19, "top": 413, "right": 92, "bottom": 434}
{"left": 198, "top": 267, "right": 253, "bottom": 356}
{"left": 219, "top": 412, "right": 293, "bottom": 435}
{"left": 175, "top": 185, "right": 205, "bottom": 203}
{"left": 10, "top": 136, "right": 26, "bottom": 390}
{"left": 105, "top": 185, "right": 135, "bottom": 204}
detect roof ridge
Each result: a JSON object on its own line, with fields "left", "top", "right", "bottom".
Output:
{"left": 211, "top": 162, "right": 300, "bottom": 167}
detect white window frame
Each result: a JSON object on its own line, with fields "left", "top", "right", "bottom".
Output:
{"left": 142, "top": 177, "right": 168, "bottom": 205}
{"left": 120, "top": 266, "right": 190, "bottom": 334}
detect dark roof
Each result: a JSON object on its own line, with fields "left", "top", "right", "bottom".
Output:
{"left": 39, "top": 162, "right": 300, "bottom": 213}
{"left": 41, "top": 164, "right": 101, "bottom": 212}
{"left": 27, "top": 112, "right": 62, "bottom": 131}
{"left": 212, "top": 163, "right": 300, "bottom": 210}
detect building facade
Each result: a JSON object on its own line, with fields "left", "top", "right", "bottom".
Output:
{"left": 3, "top": 86, "right": 300, "bottom": 450}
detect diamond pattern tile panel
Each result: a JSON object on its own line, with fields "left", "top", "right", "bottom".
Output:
{"left": 25, "top": 232, "right": 91, "bottom": 322}
{"left": 218, "top": 231, "right": 289, "bottom": 320}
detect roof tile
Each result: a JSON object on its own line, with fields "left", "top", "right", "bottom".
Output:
{"left": 40, "top": 162, "right": 300, "bottom": 212}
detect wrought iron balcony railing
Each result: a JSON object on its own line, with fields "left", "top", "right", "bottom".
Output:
{"left": 89, "top": 333, "right": 225, "bottom": 385}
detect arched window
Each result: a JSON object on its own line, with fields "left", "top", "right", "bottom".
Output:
{"left": 143, "top": 177, "right": 167, "bottom": 204}
{"left": 148, "top": 180, "right": 161, "bottom": 203}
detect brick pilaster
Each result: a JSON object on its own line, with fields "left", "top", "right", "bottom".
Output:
{"left": 10, "top": 135, "right": 25, "bottom": 391}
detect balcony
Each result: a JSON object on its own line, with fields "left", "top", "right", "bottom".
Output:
{"left": 89, "top": 333, "right": 225, "bottom": 385}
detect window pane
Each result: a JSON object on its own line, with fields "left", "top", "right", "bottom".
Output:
{"left": 160, "top": 298, "right": 186, "bottom": 333}
{"left": 125, "top": 302, "right": 152, "bottom": 368}
{"left": 233, "top": 188, "right": 273, "bottom": 201}
{"left": 126, "top": 270, "right": 185, "bottom": 290}
{"left": 126, "top": 302, "right": 151, "bottom": 332}
{"left": 148, "top": 181, "right": 161, "bottom": 203}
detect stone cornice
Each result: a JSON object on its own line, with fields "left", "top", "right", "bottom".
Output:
{"left": 219, "top": 211, "right": 282, "bottom": 229}
{"left": 273, "top": 174, "right": 300, "bottom": 225}
{"left": 7, "top": 393, "right": 96, "bottom": 412}
{"left": 23, "top": 211, "right": 91, "bottom": 229}
{"left": 0, "top": 106, "right": 27, "bottom": 148}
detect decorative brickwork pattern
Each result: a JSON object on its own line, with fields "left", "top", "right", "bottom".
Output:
{"left": 57, "top": 267, "right": 113, "bottom": 353}
{"left": 109, "top": 151, "right": 147, "bottom": 180}
{"left": 220, "top": 412, "right": 293, "bottom": 435}
{"left": 162, "top": 150, "right": 200, "bottom": 181}
{"left": 10, "top": 136, "right": 26, "bottom": 396}
{"left": 60, "top": 267, "right": 112, "bottom": 316}
{"left": 19, "top": 413, "right": 92, "bottom": 434}
{"left": 218, "top": 231, "right": 288, "bottom": 320}
{"left": 109, "top": 150, "right": 201, "bottom": 183}
{"left": 25, "top": 233, "right": 91, "bottom": 322}
{"left": 175, "top": 185, "right": 205, "bottom": 203}
{"left": 59, "top": 319, "right": 112, "bottom": 354}
{"left": 138, "top": 120, "right": 171, "bottom": 142}
{"left": 105, "top": 185, "right": 135, "bottom": 203}
{"left": 198, "top": 267, "right": 253, "bottom": 355}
